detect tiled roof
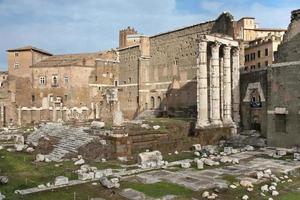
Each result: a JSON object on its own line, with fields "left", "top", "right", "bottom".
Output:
{"left": 7, "top": 45, "right": 52, "bottom": 55}
{"left": 31, "top": 51, "right": 117, "bottom": 68}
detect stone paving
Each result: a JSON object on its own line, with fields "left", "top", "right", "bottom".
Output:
{"left": 27, "top": 123, "right": 95, "bottom": 161}
{"left": 134, "top": 151, "right": 300, "bottom": 191}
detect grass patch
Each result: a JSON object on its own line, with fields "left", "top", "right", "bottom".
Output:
{"left": 122, "top": 181, "right": 193, "bottom": 198}
{"left": 280, "top": 192, "right": 300, "bottom": 200}
{"left": 164, "top": 151, "right": 195, "bottom": 162}
{"left": 0, "top": 150, "right": 79, "bottom": 199}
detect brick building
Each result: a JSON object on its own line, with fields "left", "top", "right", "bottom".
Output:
{"left": 0, "top": 46, "right": 119, "bottom": 126}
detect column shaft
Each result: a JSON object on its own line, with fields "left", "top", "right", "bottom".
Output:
{"left": 210, "top": 42, "right": 222, "bottom": 125}
{"left": 223, "top": 45, "right": 233, "bottom": 124}
{"left": 196, "top": 41, "right": 209, "bottom": 128}
{"left": 232, "top": 48, "right": 240, "bottom": 124}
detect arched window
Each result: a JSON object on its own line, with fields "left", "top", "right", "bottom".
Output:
{"left": 157, "top": 96, "right": 162, "bottom": 110}
{"left": 150, "top": 97, "right": 155, "bottom": 109}
{"left": 39, "top": 76, "right": 46, "bottom": 85}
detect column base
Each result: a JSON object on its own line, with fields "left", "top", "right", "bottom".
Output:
{"left": 223, "top": 118, "right": 234, "bottom": 126}
{"left": 196, "top": 120, "right": 210, "bottom": 130}
{"left": 211, "top": 119, "right": 223, "bottom": 127}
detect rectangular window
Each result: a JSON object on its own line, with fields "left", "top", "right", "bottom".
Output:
{"left": 64, "top": 95, "right": 68, "bottom": 102}
{"left": 265, "top": 48, "right": 268, "bottom": 56}
{"left": 265, "top": 61, "right": 269, "bottom": 67}
{"left": 15, "top": 52, "right": 19, "bottom": 57}
{"left": 64, "top": 76, "right": 69, "bottom": 84}
{"left": 32, "top": 95, "right": 35, "bottom": 102}
{"left": 14, "top": 63, "right": 19, "bottom": 69}
{"left": 275, "top": 114, "right": 286, "bottom": 132}
{"left": 257, "top": 62, "right": 261, "bottom": 68}
{"left": 257, "top": 50, "right": 261, "bottom": 58}
{"left": 114, "top": 80, "right": 118, "bottom": 87}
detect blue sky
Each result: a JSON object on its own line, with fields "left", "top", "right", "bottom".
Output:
{"left": 0, "top": 0, "right": 299, "bottom": 70}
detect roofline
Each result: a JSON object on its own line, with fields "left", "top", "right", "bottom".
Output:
{"left": 7, "top": 48, "right": 53, "bottom": 56}
{"left": 150, "top": 20, "right": 214, "bottom": 38}
{"left": 244, "top": 28, "right": 287, "bottom": 31}
{"left": 239, "top": 17, "right": 255, "bottom": 20}
{"left": 118, "top": 44, "right": 140, "bottom": 51}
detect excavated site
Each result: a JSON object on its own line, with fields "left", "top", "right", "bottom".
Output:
{"left": 1, "top": 119, "right": 300, "bottom": 200}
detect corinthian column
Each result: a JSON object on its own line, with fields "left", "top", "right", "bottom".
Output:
{"left": 210, "top": 42, "right": 222, "bottom": 125}
{"left": 196, "top": 41, "right": 209, "bottom": 128}
{"left": 232, "top": 47, "right": 240, "bottom": 124}
{"left": 223, "top": 45, "right": 233, "bottom": 124}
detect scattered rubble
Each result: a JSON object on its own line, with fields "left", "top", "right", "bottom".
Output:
{"left": 74, "top": 158, "right": 85, "bottom": 165}
{"left": 138, "top": 150, "right": 164, "bottom": 169}
{"left": 54, "top": 176, "right": 69, "bottom": 186}
{"left": 181, "top": 162, "right": 191, "bottom": 169}
{"left": 0, "top": 192, "right": 5, "bottom": 200}
{"left": 35, "top": 154, "right": 45, "bottom": 162}
{"left": 0, "top": 176, "right": 8, "bottom": 184}
{"left": 99, "top": 177, "right": 120, "bottom": 189}
{"left": 192, "top": 144, "right": 202, "bottom": 151}
{"left": 91, "top": 121, "right": 105, "bottom": 129}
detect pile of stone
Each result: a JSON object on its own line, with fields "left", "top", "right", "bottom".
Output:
{"left": 194, "top": 158, "right": 204, "bottom": 169}
{"left": 138, "top": 151, "right": 164, "bottom": 169}
{"left": 99, "top": 177, "right": 120, "bottom": 189}
{"left": 27, "top": 123, "right": 95, "bottom": 162}
{"left": 260, "top": 183, "right": 279, "bottom": 197}
{"left": 90, "top": 121, "right": 105, "bottom": 129}
{"left": 294, "top": 153, "right": 300, "bottom": 161}
{"left": 0, "top": 176, "right": 8, "bottom": 184}
{"left": 0, "top": 133, "right": 27, "bottom": 152}
{"left": 202, "top": 191, "right": 218, "bottom": 199}
{"left": 76, "top": 164, "right": 113, "bottom": 181}
{"left": 0, "top": 192, "right": 5, "bottom": 200}
{"left": 256, "top": 169, "right": 273, "bottom": 180}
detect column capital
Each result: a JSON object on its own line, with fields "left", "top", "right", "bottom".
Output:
{"left": 223, "top": 45, "right": 231, "bottom": 58}
{"left": 232, "top": 47, "right": 239, "bottom": 56}
{"left": 198, "top": 41, "right": 207, "bottom": 51}
{"left": 211, "top": 41, "right": 222, "bottom": 49}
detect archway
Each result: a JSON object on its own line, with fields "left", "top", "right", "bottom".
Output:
{"left": 157, "top": 96, "right": 162, "bottom": 110}
{"left": 150, "top": 96, "right": 155, "bottom": 110}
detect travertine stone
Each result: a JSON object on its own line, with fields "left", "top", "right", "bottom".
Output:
{"left": 232, "top": 48, "right": 240, "bottom": 124}
{"left": 196, "top": 41, "right": 209, "bottom": 128}
{"left": 223, "top": 45, "right": 233, "bottom": 124}
{"left": 210, "top": 42, "right": 222, "bottom": 125}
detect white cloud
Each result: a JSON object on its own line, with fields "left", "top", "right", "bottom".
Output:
{"left": 0, "top": 0, "right": 297, "bottom": 69}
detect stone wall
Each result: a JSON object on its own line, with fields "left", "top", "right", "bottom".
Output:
{"left": 118, "top": 46, "right": 140, "bottom": 119}
{"left": 267, "top": 62, "right": 300, "bottom": 147}
{"left": 276, "top": 9, "right": 300, "bottom": 62}
{"left": 118, "top": 12, "right": 236, "bottom": 120}
{"left": 240, "top": 69, "right": 267, "bottom": 136}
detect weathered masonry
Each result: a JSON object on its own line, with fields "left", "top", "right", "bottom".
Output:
{"left": 267, "top": 9, "right": 300, "bottom": 147}
{"left": 118, "top": 12, "right": 238, "bottom": 122}
{"left": 196, "top": 35, "right": 239, "bottom": 132}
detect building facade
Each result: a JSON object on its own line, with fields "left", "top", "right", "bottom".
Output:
{"left": 267, "top": 9, "right": 300, "bottom": 147}
{"left": 0, "top": 46, "right": 119, "bottom": 126}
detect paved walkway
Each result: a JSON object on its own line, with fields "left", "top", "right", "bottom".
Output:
{"left": 135, "top": 151, "right": 300, "bottom": 191}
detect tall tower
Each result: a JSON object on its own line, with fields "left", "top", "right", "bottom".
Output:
{"left": 119, "top": 26, "right": 139, "bottom": 49}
